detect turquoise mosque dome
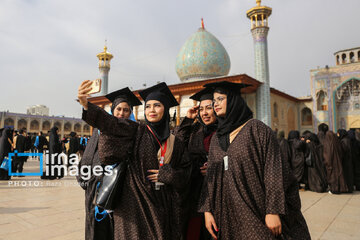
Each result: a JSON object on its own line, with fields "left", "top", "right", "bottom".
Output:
{"left": 176, "top": 20, "right": 231, "bottom": 82}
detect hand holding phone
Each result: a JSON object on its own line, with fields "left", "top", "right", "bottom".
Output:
{"left": 87, "top": 79, "right": 102, "bottom": 94}
{"left": 78, "top": 80, "right": 100, "bottom": 110}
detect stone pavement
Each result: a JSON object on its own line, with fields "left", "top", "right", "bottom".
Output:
{"left": 0, "top": 158, "right": 360, "bottom": 240}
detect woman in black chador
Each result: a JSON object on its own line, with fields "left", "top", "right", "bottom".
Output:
{"left": 337, "top": 129, "right": 354, "bottom": 193}
{"left": 78, "top": 81, "right": 191, "bottom": 240}
{"left": 0, "top": 128, "right": 13, "bottom": 180}
{"left": 42, "top": 127, "right": 63, "bottom": 180}
{"left": 198, "top": 81, "right": 310, "bottom": 240}
{"left": 304, "top": 132, "right": 327, "bottom": 192}
{"left": 288, "top": 130, "right": 306, "bottom": 187}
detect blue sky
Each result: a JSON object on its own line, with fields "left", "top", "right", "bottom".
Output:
{"left": 1, "top": 0, "right": 359, "bottom": 117}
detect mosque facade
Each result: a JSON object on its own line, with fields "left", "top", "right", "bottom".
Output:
{"left": 311, "top": 47, "right": 360, "bottom": 131}
{"left": 88, "top": 0, "right": 359, "bottom": 136}
{"left": 0, "top": 111, "right": 90, "bottom": 138}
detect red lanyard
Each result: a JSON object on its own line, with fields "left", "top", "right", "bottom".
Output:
{"left": 146, "top": 125, "right": 167, "bottom": 166}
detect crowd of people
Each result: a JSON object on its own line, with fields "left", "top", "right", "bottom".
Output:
{"left": 0, "top": 126, "right": 90, "bottom": 180}
{"left": 1, "top": 79, "right": 359, "bottom": 239}
{"left": 76, "top": 80, "right": 311, "bottom": 240}
{"left": 278, "top": 124, "right": 360, "bottom": 194}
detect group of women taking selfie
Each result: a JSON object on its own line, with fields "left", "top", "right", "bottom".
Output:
{"left": 77, "top": 80, "right": 311, "bottom": 240}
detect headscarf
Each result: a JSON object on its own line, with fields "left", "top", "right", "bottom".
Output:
{"left": 144, "top": 92, "right": 170, "bottom": 143}
{"left": 50, "top": 127, "right": 59, "bottom": 146}
{"left": 337, "top": 129, "right": 348, "bottom": 140}
{"left": 111, "top": 97, "right": 132, "bottom": 114}
{"left": 288, "top": 130, "right": 300, "bottom": 141}
{"left": 318, "top": 123, "right": 329, "bottom": 134}
{"left": 215, "top": 87, "right": 253, "bottom": 151}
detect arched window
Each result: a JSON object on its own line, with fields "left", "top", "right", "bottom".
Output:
{"left": 83, "top": 124, "right": 90, "bottom": 133}
{"left": 54, "top": 121, "right": 62, "bottom": 131}
{"left": 42, "top": 121, "right": 50, "bottom": 131}
{"left": 273, "top": 102, "right": 278, "bottom": 118}
{"left": 317, "top": 90, "right": 328, "bottom": 111}
{"left": 64, "top": 122, "right": 72, "bottom": 132}
{"left": 4, "top": 118, "right": 14, "bottom": 128}
{"left": 342, "top": 53, "right": 347, "bottom": 64}
{"left": 30, "top": 120, "right": 40, "bottom": 131}
{"left": 17, "top": 119, "right": 27, "bottom": 130}
{"left": 74, "top": 123, "right": 81, "bottom": 132}
{"left": 336, "top": 55, "right": 340, "bottom": 65}
{"left": 301, "top": 108, "right": 312, "bottom": 125}
{"left": 350, "top": 52, "right": 355, "bottom": 63}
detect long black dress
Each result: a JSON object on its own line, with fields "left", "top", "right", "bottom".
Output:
{"left": 304, "top": 134, "right": 327, "bottom": 193}
{"left": 174, "top": 117, "right": 213, "bottom": 240}
{"left": 83, "top": 102, "right": 192, "bottom": 240}
{"left": 0, "top": 128, "right": 12, "bottom": 180}
{"left": 199, "top": 119, "right": 310, "bottom": 240}
{"left": 348, "top": 130, "right": 360, "bottom": 190}
{"left": 322, "top": 131, "right": 348, "bottom": 193}
{"left": 43, "top": 127, "right": 63, "bottom": 179}
{"left": 76, "top": 129, "right": 113, "bottom": 240}
{"left": 288, "top": 133, "right": 306, "bottom": 184}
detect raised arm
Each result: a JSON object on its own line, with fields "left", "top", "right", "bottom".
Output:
{"left": 172, "top": 106, "right": 198, "bottom": 145}
{"left": 78, "top": 80, "right": 138, "bottom": 137}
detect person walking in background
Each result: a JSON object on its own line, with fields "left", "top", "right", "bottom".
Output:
{"left": 337, "top": 129, "right": 354, "bottom": 193}
{"left": 303, "top": 132, "right": 327, "bottom": 193}
{"left": 0, "top": 128, "right": 13, "bottom": 180}
{"left": 318, "top": 123, "right": 348, "bottom": 194}
{"left": 288, "top": 130, "right": 306, "bottom": 189}
{"left": 13, "top": 128, "right": 27, "bottom": 174}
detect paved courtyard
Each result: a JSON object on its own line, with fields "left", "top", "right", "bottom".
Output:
{"left": 0, "top": 158, "right": 359, "bottom": 240}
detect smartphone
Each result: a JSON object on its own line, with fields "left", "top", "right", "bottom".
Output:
{"left": 88, "top": 79, "right": 102, "bottom": 94}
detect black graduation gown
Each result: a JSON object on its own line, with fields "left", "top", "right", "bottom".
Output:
{"left": 174, "top": 117, "right": 213, "bottom": 240}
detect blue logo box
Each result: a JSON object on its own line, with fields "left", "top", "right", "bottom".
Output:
{"left": 8, "top": 150, "right": 43, "bottom": 176}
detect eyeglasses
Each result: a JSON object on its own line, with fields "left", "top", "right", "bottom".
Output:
{"left": 212, "top": 96, "right": 226, "bottom": 105}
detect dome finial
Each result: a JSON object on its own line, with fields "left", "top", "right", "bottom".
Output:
{"left": 201, "top": 18, "right": 205, "bottom": 29}
{"left": 104, "top": 39, "right": 108, "bottom": 52}
{"left": 256, "top": 0, "right": 261, "bottom": 6}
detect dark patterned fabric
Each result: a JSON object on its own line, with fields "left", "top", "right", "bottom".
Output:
{"left": 199, "top": 119, "right": 310, "bottom": 240}
{"left": 76, "top": 129, "right": 113, "bottom": 240}
{"left": 83, "top": 103, "right": 192, "bottom": 240}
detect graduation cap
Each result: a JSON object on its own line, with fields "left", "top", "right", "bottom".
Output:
{"left": 203, "top": 81, "right": 251, "bottom": 93}
{"left": 139, "top": 82, "right": 179, "bottom": 108}
{"left": 190, "top": 87, "right": 214, "bottom": 102}
{"left": 105, "top": 87, "right": 142, "bottom": 107}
